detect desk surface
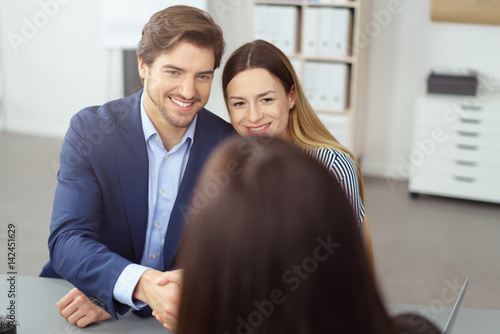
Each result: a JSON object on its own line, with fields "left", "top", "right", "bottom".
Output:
{"left": 387, "top": 303, "right": 500, "bottom": 334}
{"left": 2, "top": 275, "right": 500, "bottom": 334}
{"left": 1, "top": 275, "right": 170, "bottom": 334}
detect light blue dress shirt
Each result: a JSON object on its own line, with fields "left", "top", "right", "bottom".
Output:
{"left": 113, "top": 93, "right": 196, "bottom": 309}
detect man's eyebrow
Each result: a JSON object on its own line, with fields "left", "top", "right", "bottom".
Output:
{"left": 162, "top": 64, "right": 184, "bottom": 71}
{"left": 161, "top": 64, "right": 214, "bottom": 75}
{"left": 198, "top": 70, "right": 214, "bottom": 75}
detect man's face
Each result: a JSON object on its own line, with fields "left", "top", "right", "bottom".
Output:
{"left": 139, "top": 40, "right": 215, "bottom": 130}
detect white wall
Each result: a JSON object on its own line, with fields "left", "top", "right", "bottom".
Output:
{"left": 0, "top": 0, "right": 123, "bottom": 138}
{"left": 362, "top": 0, "right": 500, "bottom": 178}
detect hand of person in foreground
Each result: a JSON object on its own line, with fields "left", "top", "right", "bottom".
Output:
{"left": 56, "top": 287, "right": 112, "bottom": 327}
{"left": 134, "top": 269, "right": 183, "bottom": 331}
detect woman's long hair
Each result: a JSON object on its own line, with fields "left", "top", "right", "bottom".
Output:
{"left": 222, "top": 39, "right": 364, "bottom": 201}
{"left": 176, "top": 136, "right": 392, "bottom": 334}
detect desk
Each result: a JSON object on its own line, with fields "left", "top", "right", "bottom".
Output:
{"left": 3, "top": 275, "right": 500, "bottom": 333}
{"left": 0, "top": 275, "right": 170, "bottom": 334}
{"left": 387, "top": 303, "right": 500, "bottom": 334}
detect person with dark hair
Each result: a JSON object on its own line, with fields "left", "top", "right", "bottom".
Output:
{"left": 174, "top": 136, "right": 440, "bottom": 334}
{"left": 222, "top": 40, "right": 368, "bottom": 254}
{"left": 39, "top": 5, "right": 234, "bottom": 329}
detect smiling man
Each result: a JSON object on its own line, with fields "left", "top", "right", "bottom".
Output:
{"left": 39, "top": 5, "right": 235, "bottom": 330}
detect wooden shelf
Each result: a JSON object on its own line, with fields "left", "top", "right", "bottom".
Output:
{"left": 255, "top": 0, "right": 358, "bottom": 7}
{"left": 255, "top": 1, "right": 302, "bottom": 6}
{"left": 307, "top": 2, "right": 358, "bottom": 9}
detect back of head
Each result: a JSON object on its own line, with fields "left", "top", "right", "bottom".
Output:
{"left": 137, "top": 5, "right": 225, "bottom": 69}
{"left": 177, "top": 136, "right": 393, "bottom": 334}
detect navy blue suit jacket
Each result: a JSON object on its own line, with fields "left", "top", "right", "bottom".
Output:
{"left": 40, "top": 90, "right": 235, "bottom": 318}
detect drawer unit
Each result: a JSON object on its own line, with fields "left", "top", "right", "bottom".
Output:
{"left": 409, "top": 96, "right": 500, "bottom": 204}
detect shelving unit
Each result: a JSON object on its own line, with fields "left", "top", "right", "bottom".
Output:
{"left": 409, "top": 95, "right": 500, "bottom": 204}
{"left": 252, "top": 0, "right": 366, "bottom": 156}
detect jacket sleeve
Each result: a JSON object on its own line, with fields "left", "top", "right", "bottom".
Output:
{"left": 48, "top": 113, "right": 132, "bottom": 318}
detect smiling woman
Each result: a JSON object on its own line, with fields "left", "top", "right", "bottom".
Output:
{"left": 226, "top": 67, "right": 295, "bottom": 140}
{"left": 222, "top": 39, "right": 366, "bottom": 239}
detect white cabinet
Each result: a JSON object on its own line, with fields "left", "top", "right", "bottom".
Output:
{"left": 409, "top": 95, "right": 500, "bottom": 204}
{"left": 252, "top": 0, "right": 367, "bottom": 156}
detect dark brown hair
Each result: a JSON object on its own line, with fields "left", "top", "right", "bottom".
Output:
{"left": 176, "top": 136, "right": 393, "bottom": 334}
{"left": 136, "top": 5, "right": 225, "bottom": 69}
{"left": 222, "top": 40, "right": 365, "bottom": 202}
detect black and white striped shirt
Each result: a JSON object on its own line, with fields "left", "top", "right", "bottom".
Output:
{"left": 309, "top": 147, "right": 366, "bottom": 234}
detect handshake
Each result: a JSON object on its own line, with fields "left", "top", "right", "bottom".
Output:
{"left": 56, "top": 270, "right": 182, "bottom": 330}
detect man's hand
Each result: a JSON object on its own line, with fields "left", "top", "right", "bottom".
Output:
{"left": 155, "top": 269, "right": 183, "bottom": 286}
{"left": 133, "top": 269, "right": 182, "bottom": 331}
{"left": 56, "top": 288, "right": 112, "bottom": 328}
{"left": 152, "top": 269, "right": 184, "bottom": 326}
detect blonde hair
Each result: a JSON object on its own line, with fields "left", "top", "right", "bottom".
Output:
{"left": 222, "top": 40, "right": 364, "bottom": 201}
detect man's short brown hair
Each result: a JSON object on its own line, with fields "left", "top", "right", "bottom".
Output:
{"left": 137, "top": 5, "right": 225, "bottom": 70}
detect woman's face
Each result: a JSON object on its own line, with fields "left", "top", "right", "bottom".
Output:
{"left": 226, "top": 68, "right": 296, "bottom": 140}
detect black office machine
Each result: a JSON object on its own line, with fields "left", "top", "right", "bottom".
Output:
{"left": 427, "top": 70, "right": 478, "bottom": 96}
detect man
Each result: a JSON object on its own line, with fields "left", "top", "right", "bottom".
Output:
{"left": 39, "top": 5, "right": 235, "bottom": 330}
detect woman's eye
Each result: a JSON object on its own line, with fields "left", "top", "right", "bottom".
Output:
{"left": 232, "top": 102, "right": 245, "bottom": 107}
{"left": 261, "top": 98, "right": 273, "bottom": 103}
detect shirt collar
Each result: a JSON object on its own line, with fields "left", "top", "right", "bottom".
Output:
{"left": 140, "top": 92, "right": 197, "bottom": 149}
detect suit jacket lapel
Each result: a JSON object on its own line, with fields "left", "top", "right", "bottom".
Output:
{"left": 163, "top": 109, "right": 225, "bottom": 268}
{"left": 114, "top": 91, "right": 149, "bottom": 263}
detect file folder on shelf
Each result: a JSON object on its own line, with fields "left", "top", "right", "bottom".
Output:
{"left": 304, "top": 7, "right": 321, "bottom": 57}
{"left": 304, "top": 62, "right": 349, "bottom": 112}
{"left": 318, "top": 8, "right": 336, "bottom": 58}
{"left": 304, "top": 6, "right": 351, "bottom": 59}
{"left": 254, "top": 5, "right": 299, "bottom": 55}
{"left": 332, "top": 8, "right": 351, "bottom": 58}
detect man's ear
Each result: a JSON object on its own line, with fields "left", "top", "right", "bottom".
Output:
{"left": 138, "top": 57, "right": 148, "bottom": 81}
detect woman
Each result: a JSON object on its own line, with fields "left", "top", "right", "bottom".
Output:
{"left": 175, "top": 137, "right": 440, "bottom": 334}
{"left": 222, "top": 39, "right": 365, "bottom": 234}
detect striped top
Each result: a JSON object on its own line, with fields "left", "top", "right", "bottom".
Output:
{"left": 309, "top": 147, "right": 365, "bottom": 232}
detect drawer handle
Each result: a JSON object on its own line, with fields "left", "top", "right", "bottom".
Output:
{"left": 454, "top": 176, "right": 476, "bottom": 183}
{"left": 460, "top": 118, "right": 481, "bottom": 124}
{"left": 456, "top": 144, "right": 478, "bottom": 150}
{"left": 455, "top": 160, "right": 477, "bottom": 167}
{"left": 457, "top": 130, "right": 479, "bottom": 137}
{"left": 460, "top": 105, "right": 482, "bottom": 111}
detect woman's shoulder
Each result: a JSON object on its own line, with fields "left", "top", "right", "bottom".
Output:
{"left": 309, "top": 146, "right": 354, "bottom": 170}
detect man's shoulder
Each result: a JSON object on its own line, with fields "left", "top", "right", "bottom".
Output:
{"left": 74, "top": 91, "right": 141, "bottom": 125}
{"left": 198, "top": 108, "right": 231, "bottom": 126}
{"left": 197, "top": 108, "right": 235, "bottom": 135}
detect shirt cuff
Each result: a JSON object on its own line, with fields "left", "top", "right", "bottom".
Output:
{"left": 113, "top": 264, "right": 151, "bottom": 310}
